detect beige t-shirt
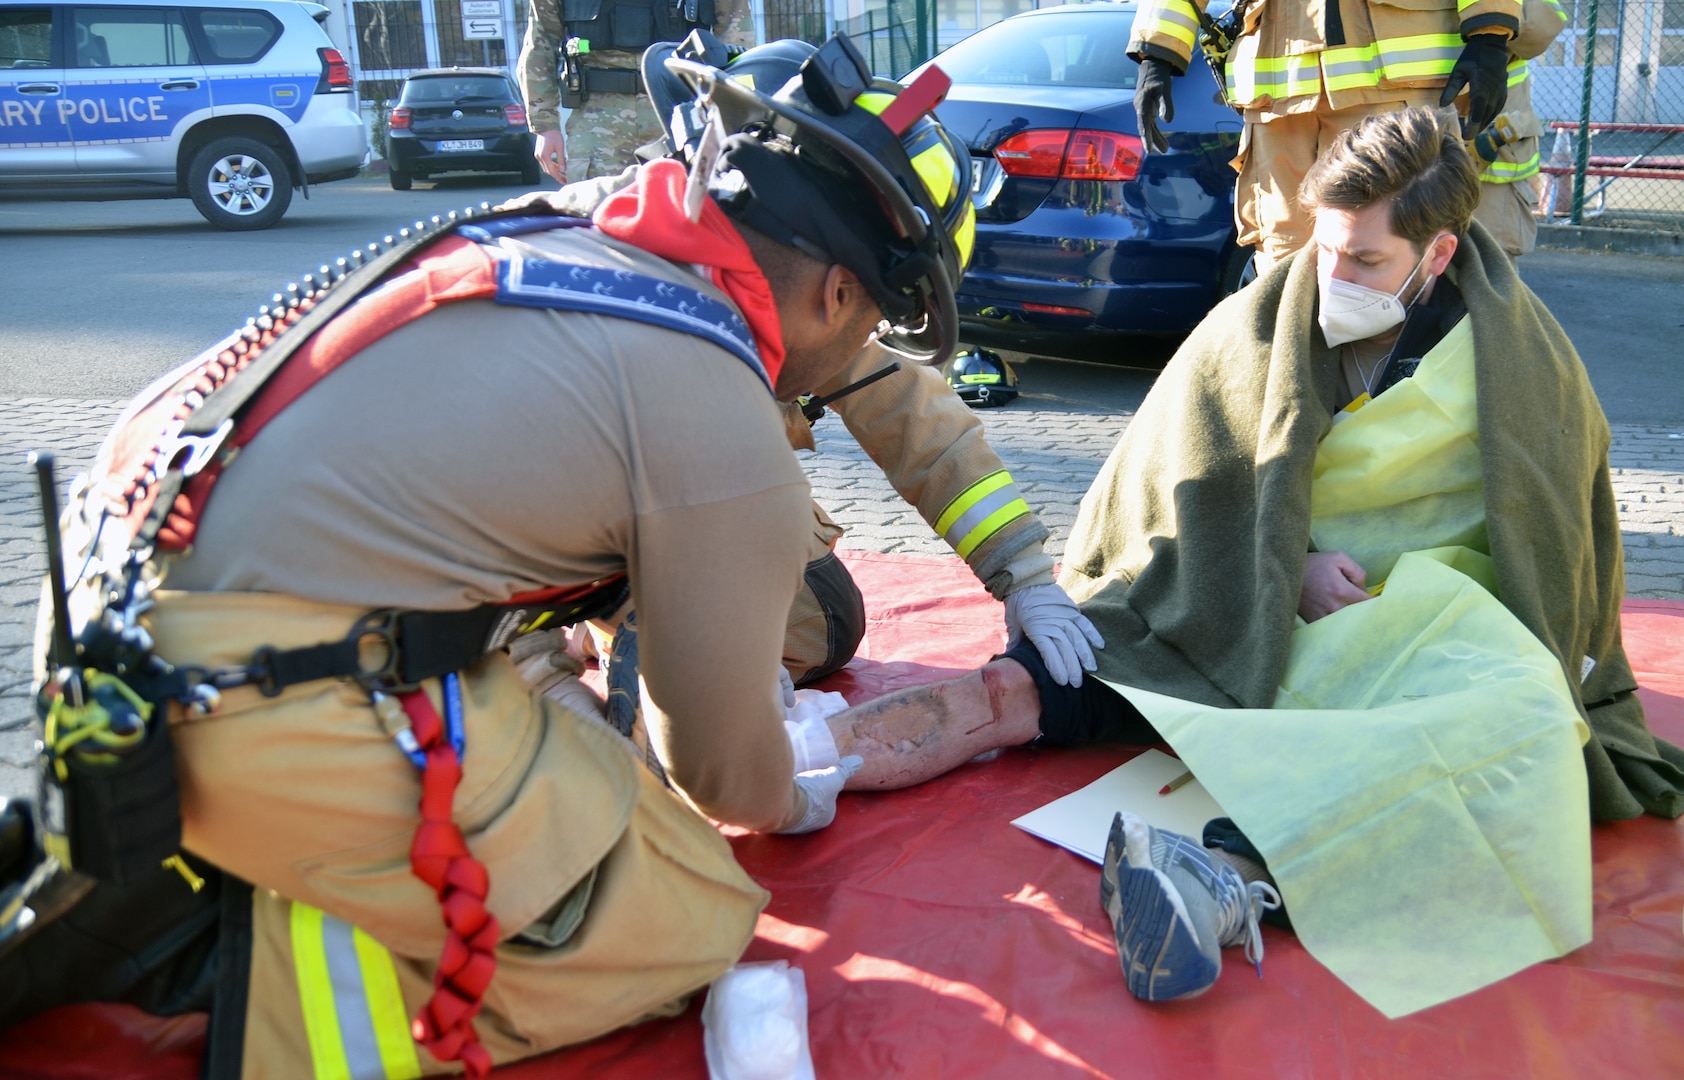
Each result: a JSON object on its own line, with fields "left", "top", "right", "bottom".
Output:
{"left": 170, "top": 227, "right": 813, "bottom": 831}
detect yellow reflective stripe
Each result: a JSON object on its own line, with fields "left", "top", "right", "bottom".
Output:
{"left": 292, "top": 902, "right": 422, "bottom": 1080}
{"left": 293, "top": 904, "right": 353, "bottom": 1080}
{"left": 856, "top": 91, "right": 893, "bottom": 116}
{"left": 954, "top": 499, "right": 1033, "bottom": 559}
{"left": 354, "top": 927, "right": 423, "bottom": 1080}
{"left": 1322, "top": 43, "right": 1381, "bottom": 92}
{"left": 954, "top": 202, "right": 976, "bottom": 267}
{"left": 1233, "top": 50, "right": 1324, "bottom": 99}
{"left": 1373, "top": 33, "right": 1462, "bottom": 81}
{"left": 1139, "top": 0, "right": 1200, "bottom": 49}
{"left": 910, "top": 140, "right": 960, "bottom": 209}
{"left": 934, "top": 470, "right": 1033, "bottom": 558}
{"left": 1542, "top": 0, "right": 1567, "bottom": 21}
{"left": 1482, "top": 151, "right": 1540, "bottom": 181}
{"left": 1507, "top": 57, "right": 1528, "bottom": 86}
{"left": 934, "top": 469, "right": 1012, "bottom": 537}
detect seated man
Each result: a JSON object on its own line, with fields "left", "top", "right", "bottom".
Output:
{"left": 808, "top": 107, "right": 1684, "bottom": 1010}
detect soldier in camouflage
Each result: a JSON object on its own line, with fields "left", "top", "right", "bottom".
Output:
{"left": 517, "top": 0, "right": 754, "bottom": 184}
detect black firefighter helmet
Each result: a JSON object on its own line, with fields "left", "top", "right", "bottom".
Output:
{"left": 943, "top": 346, "right": 1017, "bottom": 407}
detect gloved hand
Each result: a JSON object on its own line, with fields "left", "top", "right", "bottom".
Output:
{"left": 1439, "top": 35, "right": 1511, "bottom": 136}
{"left": 777, "top": 666, "right": 797, "bottom": 712}
{"left": 1134, "top": 56, "right": 1179, "bottom": 154}
{"left": 781, "top": 755, "right": 863, "bottom": 834}
{"left": 1005, "top": 582, "right": 1105, "bottom": 687}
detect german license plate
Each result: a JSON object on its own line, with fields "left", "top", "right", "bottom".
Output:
{"left": 439, "top": 139, "right": 484, "bottom": 152}
{"left": 971, "top": 159, "right": 983, "bottom": 193}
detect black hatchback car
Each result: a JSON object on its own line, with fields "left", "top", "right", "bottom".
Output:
{"left": 386, "top": 68, "right": 540, "bottom": 190}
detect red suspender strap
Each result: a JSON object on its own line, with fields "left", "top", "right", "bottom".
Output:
{"left": 398, "top": 687, "right": 499, "bottom": 1080}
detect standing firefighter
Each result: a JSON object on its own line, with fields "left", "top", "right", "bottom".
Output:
{"left": 1129, "top": 0, "right": 1521, "bottom": 271}
{"left": 1469, "top": 0, "right": 1567, "bottom": 257}
{"left": 517, "top": 0, "right": 753, "bottom": 183}
{"left": 0, "top": 35, "right": 974, "bottom": 1079}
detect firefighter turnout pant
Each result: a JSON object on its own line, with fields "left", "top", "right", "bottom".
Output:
{"left": 145, "top": 589, "right": 767, "bottom": 1077}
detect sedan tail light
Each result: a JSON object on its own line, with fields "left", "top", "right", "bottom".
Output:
{"left": 505, "top": 102, "right": 528, "bottom": 127}
{"left": 993, "top": 128, "right": 1143, "bottom": 181}
{"left": 388, "top": 106, "right": 411, "bottom": 130}
{"left": 316, "top": 47, "right": 353, "bottom": 93}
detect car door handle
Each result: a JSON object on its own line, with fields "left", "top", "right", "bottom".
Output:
{"left": 17, "top": 83, "right": 61, "bottom": 94}
{"left": 160, "top": 80, "right": 199, "bottom": 90}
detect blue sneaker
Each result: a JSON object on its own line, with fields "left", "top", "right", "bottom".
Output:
{"left": 1100, "top": 811, "right": 1280, "bottom": 1002}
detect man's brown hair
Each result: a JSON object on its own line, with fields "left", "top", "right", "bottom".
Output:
{"left": 1299, "top": 107, "right": 1481, "bottom": 250}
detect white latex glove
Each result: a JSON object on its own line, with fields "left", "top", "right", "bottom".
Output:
{"left": 780, "top": 755, "right": 863, "bottom": 834}
{"left": 1004, "top": 582, "right": 1105, "bottom": 687}
{"left": 777, "top": 667, "right": 797, "bottom": 711}
{"left": 783, "top": 688, "right": 847, "bottom": 774}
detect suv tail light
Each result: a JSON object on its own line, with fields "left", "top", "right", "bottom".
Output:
{"left": 992, "top": 128, "right": 1143, "bottom": 181}
{"left": 388, "top": 106, "right": 411, "bottom": 130}
{"left": 316, "top": 47, "right": 353, "bottom": 93}
{"left": 505, "top": 102, "right": 528, "bottom": 127}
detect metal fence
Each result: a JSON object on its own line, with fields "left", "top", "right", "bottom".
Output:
{"left": 348, "top": 0, "right": 523, "bottom": 107}
{"left": 1532, "top": 0, "right": 1684, "bottom": 229}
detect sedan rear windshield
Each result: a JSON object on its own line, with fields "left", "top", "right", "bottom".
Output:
{"left": 931, "top": 10, "right": 1140, "bottom": 90}
{"left": 401, "top": 75, "right": 513, "bottom": 103}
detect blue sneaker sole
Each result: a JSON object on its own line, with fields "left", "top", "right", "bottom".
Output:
{"left": 1112, "top": 863, "right": 1221, "bottom": 1002}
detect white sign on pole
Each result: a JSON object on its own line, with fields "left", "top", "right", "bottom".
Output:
{"left": 461, "top": 1, "right": 501, "bottom": 15}
{"left": 463, "top": 15, "right": 501, "bottom": 38}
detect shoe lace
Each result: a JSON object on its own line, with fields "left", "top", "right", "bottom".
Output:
{"left": 1213, "top": 873, "right": 1282, "bottom": 978}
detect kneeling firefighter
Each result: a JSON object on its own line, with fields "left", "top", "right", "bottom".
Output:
{"left": 0, "top": 34, "right": 975, "bottom": 1077}
{"left": 606, "top": 31, "right": 1098, "bottom": 689}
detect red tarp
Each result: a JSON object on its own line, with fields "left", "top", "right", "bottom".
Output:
{"left": 5, "top": 550, "right": 1683, "bottom": 1079}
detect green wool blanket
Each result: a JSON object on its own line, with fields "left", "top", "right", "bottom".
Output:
{"left": 1059, "top": 223, "right": 1684, "bottom": 821}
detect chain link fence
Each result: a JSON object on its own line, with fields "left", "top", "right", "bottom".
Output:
{"left": 1533, "top": 0, "right": 1684, "bottom": 230}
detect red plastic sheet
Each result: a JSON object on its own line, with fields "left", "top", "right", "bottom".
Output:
{"left": 5, "top": 551, "right": 1682, "bottom": 1079}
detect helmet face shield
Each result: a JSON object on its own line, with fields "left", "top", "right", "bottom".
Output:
{"left": 663, "top": 34, "right": 976, "bottom": 367}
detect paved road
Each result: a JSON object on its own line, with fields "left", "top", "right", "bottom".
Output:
{"left": 0, "top": 179, "right": 1681, "bottom": 795}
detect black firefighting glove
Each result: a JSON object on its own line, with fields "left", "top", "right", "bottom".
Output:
{"left": 1134, "top": 56, "right": 1178, "bottom": 154}
{"left": 1439, "top": 35, "right": 1511, "bottom": 137}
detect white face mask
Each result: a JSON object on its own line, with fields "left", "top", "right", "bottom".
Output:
{"left": 1316, "top": 244, "right": 1436, "bottom": 348}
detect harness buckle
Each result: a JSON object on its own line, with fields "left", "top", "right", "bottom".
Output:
{"left": 345, "top": 608, "right": 417, "bottom": 694}
{"left": 159, "top": 419, "right": 234, "bottom": 479}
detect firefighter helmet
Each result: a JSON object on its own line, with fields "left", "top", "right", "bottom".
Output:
{"left": 943, "top": 345, "right": 1018, "bottom": 407}
{"left": 663, "top": 33, "right": 977, "bottom": 367}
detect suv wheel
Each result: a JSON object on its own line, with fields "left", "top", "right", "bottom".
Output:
{"left": 389, "top": 168, "right": 413, "bottom": 191}
{"left": 187, "top": 137, "right": 293, "bottom": 231}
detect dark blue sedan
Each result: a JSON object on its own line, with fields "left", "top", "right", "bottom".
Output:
{"left": 914, "top": 2, "right": 1247, "bottom": 360}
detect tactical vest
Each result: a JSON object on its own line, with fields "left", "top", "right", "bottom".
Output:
{"left": 563, "top": 0, "right": 714, "bottom": 53}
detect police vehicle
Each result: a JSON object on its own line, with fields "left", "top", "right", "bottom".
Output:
{"left": 0, "top": 0, "right": 367, "bottom": 229}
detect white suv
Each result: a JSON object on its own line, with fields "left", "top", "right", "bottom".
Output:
{"left": 0, "top": 0, "right": 367, "bottom": 229}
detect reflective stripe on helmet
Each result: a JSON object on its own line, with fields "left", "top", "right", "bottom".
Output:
{"left": 292, "top": 901, "right": 422, "bottom": 1080}
{"left": 935, "top": 469, "right": 1033, "bottom": 559}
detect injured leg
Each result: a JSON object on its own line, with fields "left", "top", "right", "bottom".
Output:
{"left": 826, "top": 658, "right": 1042, "bottom": 791}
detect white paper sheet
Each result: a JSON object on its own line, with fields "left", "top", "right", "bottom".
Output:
{"left": 1010, "top": 749, "right": 1227, "bottom": 864}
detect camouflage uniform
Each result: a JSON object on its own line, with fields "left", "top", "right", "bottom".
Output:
{"left": 517, "top": 0, "right": 755, "bottom": 181}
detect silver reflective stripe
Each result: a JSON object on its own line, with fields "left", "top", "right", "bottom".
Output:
{"left": 944, "top": 483, "right": 1026, "bottom": 548}
{"left": 320, "top": 913, "right": 390, "bottom": 1080}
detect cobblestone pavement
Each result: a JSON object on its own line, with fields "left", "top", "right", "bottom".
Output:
{"left": 1, "top": 394, "right": 1681, "bottom": 787}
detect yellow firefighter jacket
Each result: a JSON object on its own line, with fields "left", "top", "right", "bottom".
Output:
{"left": 784, "top": 346, "right": 1054, "bottom": 600}
{"left": 1129, "top": 0, "right": 1522, "bottom": 119}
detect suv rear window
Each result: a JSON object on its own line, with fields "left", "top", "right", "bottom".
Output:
{"left": 932, "top": 11, "right": 1140, "bottom": 90}
{"left": 188, "top": 8, "right": 281, "bottom": 65}
{"left": 400, "top": 74, "right": 513, "bottom": 104}
{"left": 72, "top": 6, "right": 196, "bottom": 68}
